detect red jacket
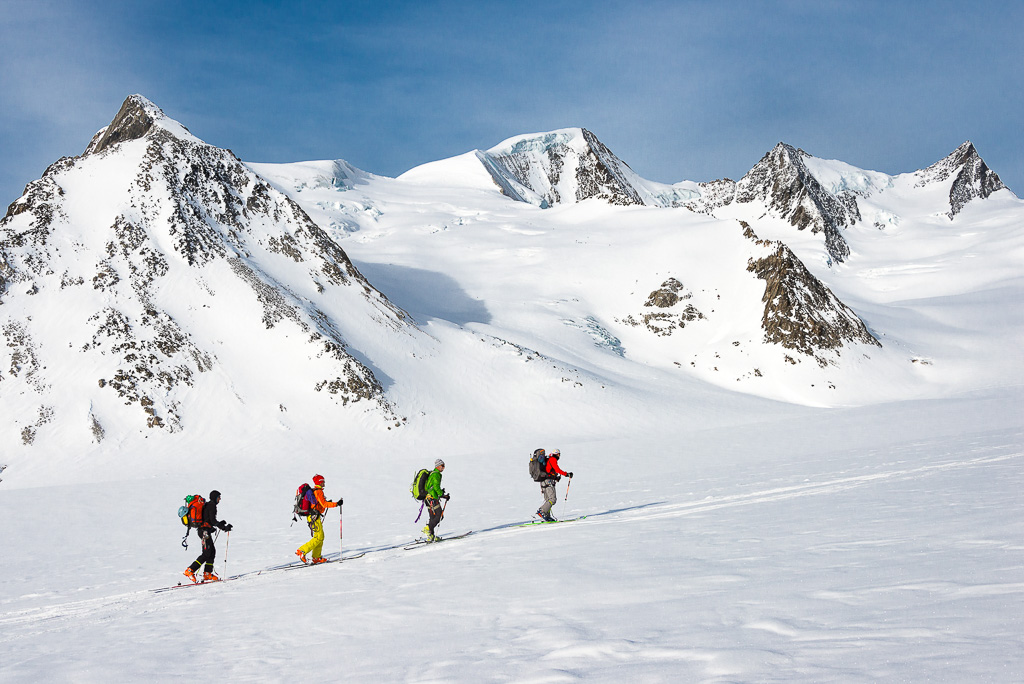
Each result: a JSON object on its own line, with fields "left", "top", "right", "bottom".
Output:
{"left": 545, "top": 457, "right": 569, "bottom": 478}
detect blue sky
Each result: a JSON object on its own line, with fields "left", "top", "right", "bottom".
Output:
{"left": 2, "top": 0, "right": 1021, "bottom": 204}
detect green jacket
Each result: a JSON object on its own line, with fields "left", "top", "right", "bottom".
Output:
{"left": 426, "top": 468, "right": 445, "bottom": 500}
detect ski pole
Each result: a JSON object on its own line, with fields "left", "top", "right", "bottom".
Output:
{"left": 565, "top": 477, "right": 572, "bottom": 502}
{"left": 223, "top": 531, "right": 230, "bottom": 576}
{"left": 339, "top": 504, "right": 343, "bottom": 554}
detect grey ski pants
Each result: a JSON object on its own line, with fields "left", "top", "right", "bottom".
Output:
{"left": 539, "top": 480, "right": 557, "bottom": 516}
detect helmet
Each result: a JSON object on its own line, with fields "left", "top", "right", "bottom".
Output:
{"left": 312, "top": 474, "right": 325, "bottom": 487}
{"left": 550, "top": 449, "right": 560, "bottom": 458}
{"left": 434, "top": 459, "right": 445, "bottom": 469}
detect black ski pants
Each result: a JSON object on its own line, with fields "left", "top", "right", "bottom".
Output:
{"left": 426, "top": 498, "right": 444, "bottom": 535}
{"left": 188, "top": 528, "right": 217, "bottom": 572}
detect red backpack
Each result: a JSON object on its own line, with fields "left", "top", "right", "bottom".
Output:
{"left": 178, "top": 494, "right": 205, "bottom": 549}
{"left": 292, "top": 483, "right": 316, "bottom": 521}
{"left": 179, "top": 494, "right": 205, "bottom": 528}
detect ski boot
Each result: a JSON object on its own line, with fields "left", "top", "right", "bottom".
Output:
{"left": 295, "top": 549, "right": 308, "bottom": 564}
{"left": 202, "top": 571, "right": 221, "bottom": 582}
{"left": 183, "top": 568, "right": 198, "bottom": 584}
{"left": 311, "top": 556, "right": 328, "bottom": 564}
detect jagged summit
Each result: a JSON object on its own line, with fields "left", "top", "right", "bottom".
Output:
{"left": 83, "top": 94, "right": 194, "bottom": 156}
{"left": 686, "top": 142, "right": 861, "bottom": 264}
{"left": 913, "top": 141, "right": 1009, "bottom": 218}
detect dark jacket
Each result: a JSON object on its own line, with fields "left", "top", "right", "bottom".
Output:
{"left": 202, "top": 493, "right": 230, "bottom": 531}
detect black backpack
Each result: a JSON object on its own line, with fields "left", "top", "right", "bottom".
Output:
{"left": 528, "top": 449, "right": 548, "bottom": 482}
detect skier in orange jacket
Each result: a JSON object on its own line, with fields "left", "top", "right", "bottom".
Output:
{"left": 296, "top": 474, "right": 341, "bottom": 564}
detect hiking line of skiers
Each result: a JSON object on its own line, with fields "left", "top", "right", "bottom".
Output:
{"left": 180, "top": 448, "right": 573, "bottom": 583}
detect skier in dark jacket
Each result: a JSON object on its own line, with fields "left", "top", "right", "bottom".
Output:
{"left": 537, "top": 449, "right": 572, "bottom": 522}
{"left": 184, "top": 490, "right": 232, "bottom": 583}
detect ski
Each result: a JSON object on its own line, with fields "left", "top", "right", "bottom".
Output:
{"left": 152, "top": 576, "right": 244, "bottom": 593}
{"left": 403, "top": 531, "right": 473, "bottom": 550}
{"left": 518, "top": 515, "right": 588, "bottom": 527}
{"left": 281, "top": 552, "right": 366, "bottom": 571}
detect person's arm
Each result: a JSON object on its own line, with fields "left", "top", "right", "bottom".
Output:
{"left": 315, "top": 488, "right": 337, "bottom": 509}
{"left": 548, "top": 459, "right": 569, "bottom": 477}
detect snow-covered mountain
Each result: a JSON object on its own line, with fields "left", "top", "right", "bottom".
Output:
{"left": 0, "top": 96, "right": 412, "bottom": 450}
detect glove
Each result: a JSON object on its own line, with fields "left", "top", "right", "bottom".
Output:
{"left": 568, "top": 472, "right": 574, "bottom": 478}
{"left": 334, "top": 498, "right": 343, "bottom": 506}
{"left": 442, "top": 493, "right": 451, "bottom": 501}
{"left": 223, "top": 523, "right": 233, "bottom": 531}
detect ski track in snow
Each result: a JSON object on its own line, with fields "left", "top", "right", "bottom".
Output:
{"left": 2, "top": 443, "right": 1022, "bottom": 682}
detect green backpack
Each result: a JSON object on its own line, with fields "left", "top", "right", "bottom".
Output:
{"left": 410, "top": 469, "right": 430, "bottom": 501}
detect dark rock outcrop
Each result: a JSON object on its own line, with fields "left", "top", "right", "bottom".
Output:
{"left": 84, "top": 95, "right": 159, "bottom": 156}
{"left": 744, "top": 225, "right": 879, "bottom": 365}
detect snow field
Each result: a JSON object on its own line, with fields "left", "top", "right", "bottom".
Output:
{"left": 1, "top": 387, "right": 1022, "bottom": 682}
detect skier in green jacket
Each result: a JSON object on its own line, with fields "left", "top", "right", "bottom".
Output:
{"left": 422, "top": 459, "right": 450, "bottom": 542}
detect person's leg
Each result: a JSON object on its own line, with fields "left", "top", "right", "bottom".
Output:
{"left": 310, "top": 518, "right": 326, "bottom": 559}
{"left": 298, "top": 517, "right": 323, "bottom": 557}
{"left": 204, "top": 531, "right": 218, "bottom": 573}
{"left": 539, "top": 481, "right": 557, "bottom": 517}
{"left": 426, "top": 499, "right": 443, "bottom": 538}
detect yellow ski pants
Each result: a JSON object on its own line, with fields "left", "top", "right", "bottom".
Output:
{"left": 299, "top": 516, "right": 326, "bottom": 559}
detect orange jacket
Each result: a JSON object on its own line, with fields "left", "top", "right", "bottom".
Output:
{"left": 312, "top": 487, "right": 338, "bottom": 514}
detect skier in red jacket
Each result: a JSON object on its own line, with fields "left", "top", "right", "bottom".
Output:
{"left": 537, "top": 449, "right": 573, "bottom": 522}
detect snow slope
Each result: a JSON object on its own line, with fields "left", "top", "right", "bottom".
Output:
{"left": 1, "top": 389, "right": 1021, "bottom": 682}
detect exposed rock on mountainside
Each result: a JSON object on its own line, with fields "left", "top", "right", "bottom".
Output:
{"left": 621, "top": 278, "right": 706, "bottom": 337}
{"left": 913, "top": 141, "right": 1007, "bottom": 218}
{"left": 0, "top": 95, "right": 410, "bottom": 442}
{"left": 743, "top": 223, "right": 880, "bottom": 365}
{"left": 480, "top": 128, "right": 644, "bottom": 207}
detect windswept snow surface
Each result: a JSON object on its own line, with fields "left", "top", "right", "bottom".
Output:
{"left": 2, "top": 124, "right": 1024, "bottom": 681}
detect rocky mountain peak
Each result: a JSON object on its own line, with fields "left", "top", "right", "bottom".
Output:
{"left": 84, "top": 94, "right": 170, "bottom": 156}
{"left": 914, "top": 141, "right": 1008, "bottom": 218}
{"left": 684, "top": 142, "right": 860, "bottom": 265}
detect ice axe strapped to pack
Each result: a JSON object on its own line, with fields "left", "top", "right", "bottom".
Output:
{"left": 178, "top": 494, "right": 205, "bottom": 548}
